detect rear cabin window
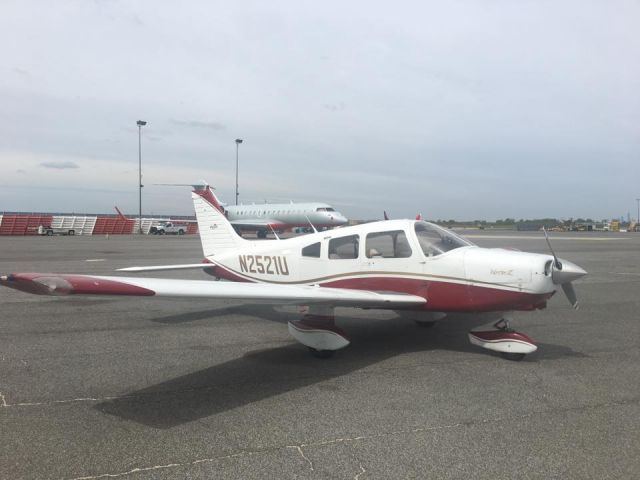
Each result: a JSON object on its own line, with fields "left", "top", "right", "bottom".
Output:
{"left": 365, "top": 230, "right": 412, "bottom": 258}
{"left": 302, "top": 242, "right": 321, "bottom": 258}
{"left": 328, "top": 235, "right": 359, "bottom": 259}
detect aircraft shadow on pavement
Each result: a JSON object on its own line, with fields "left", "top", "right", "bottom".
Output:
{"left": 150, "top": 304, "right": 290, "bottom": 325}
{"left": 95, "top": 309, "right": 581, "bottom": 429}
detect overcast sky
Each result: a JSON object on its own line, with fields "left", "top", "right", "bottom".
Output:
{"left": 1, "top": 0, "right": 638, "bottom": 220}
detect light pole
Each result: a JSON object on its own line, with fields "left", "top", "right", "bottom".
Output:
{"left": 235, "top": 138, "right": 243, "bottom": 205}
{"left": 137, "top": 120, "right": 147, "bottom": 234}
{"left": 636, "top": 198, "right": 639, "bottom": 231}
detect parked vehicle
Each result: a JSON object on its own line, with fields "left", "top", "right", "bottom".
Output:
{"left": 38, "top": 225, "right": 75, "bottom": 236}
{"left": 150, "top": 222, "right": 186, "bottom": 235}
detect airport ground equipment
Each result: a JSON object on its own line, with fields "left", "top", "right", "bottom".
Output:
{"left": 37, "top": 225, "right": 76, "bottom": 236}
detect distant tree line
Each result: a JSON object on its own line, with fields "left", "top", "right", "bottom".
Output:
{"left": 430, "top": 218, "right": 598, "bottom": 227}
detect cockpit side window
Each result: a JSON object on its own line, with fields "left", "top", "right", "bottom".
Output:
{"left": 315, "top": 207, "right": 335, "bottom": 212}
{"left": 302, "top": 242, "right": 321, "bottom": 258}
{"left": 365, "top": 230, "right": 412, "bottom": 258}
{"left": 414, "top": 222, "right": 472, "bottom": 257}
{"left": 328, "top": 235, "right": 359, "bottom": 259}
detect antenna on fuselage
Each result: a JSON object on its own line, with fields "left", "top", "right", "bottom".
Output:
{"left": 304, "top": 215, "right": 318, "bottom": 233}
{"left": 267, "top": 224, "right": 281, "bottom": 240}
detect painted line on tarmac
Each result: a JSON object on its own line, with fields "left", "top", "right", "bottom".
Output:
{"left": 85, "top": 259, "right": 106, "bottom": 262}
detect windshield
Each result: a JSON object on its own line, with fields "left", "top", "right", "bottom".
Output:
{"left": 414, "top": 221, "right": 473, "bottom": 257}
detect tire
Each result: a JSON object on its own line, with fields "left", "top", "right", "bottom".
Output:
{"left": 46, "top": 230, "right": 53, "bottom": 236}
{"left": 178, "top": 229, "right": 184, "bottom": 235}
{"left": 501, "top": 352, "right": 526, "bottom": 361}
{"left": 159, "top": 230, "right": 165, "bottom": 235}
{"left": 68, "top": 230, "right": 75, "bottom": 236}
{"left": 308, "top": 347, "right": 335, "bottom": 359}
{"left": 415, "top": 320, "right": 436, "bottom": 328}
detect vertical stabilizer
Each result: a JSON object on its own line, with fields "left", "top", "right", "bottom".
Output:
{"left": 192, "top": 184, "right": 246, "bottom": 257}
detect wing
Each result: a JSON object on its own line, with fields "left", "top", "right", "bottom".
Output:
{"left": 0, "top": 273, "right": 426, "bottom": 309}
{"left": 230, "top": 218, "right": 287, "bottom": 229}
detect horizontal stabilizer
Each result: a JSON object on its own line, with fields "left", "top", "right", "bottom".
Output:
{"left": 118, "top": 263, "right": 214, "bottom": 272}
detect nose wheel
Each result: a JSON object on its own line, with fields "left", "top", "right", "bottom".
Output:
{"left": 468, "top": 317, "right": 537, "bottom": 360}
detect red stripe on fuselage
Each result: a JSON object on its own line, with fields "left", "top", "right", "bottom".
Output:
{"left": 321, "top": 276, "right": 552, "bottom": 312}
{"left": 205, "top": 263, "right": 553, "bottom": 312}
{"left": 201, "top": 260, "right": 253, "bottom": 283}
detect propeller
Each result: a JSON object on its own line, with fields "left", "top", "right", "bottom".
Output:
{"left": 542, "top": 227, "right": 587, "bottom": 309}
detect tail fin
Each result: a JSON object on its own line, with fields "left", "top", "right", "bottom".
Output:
{"left": 114, "top": 206, "right": 127, "bottom": 221}
{"left": 192, "top": 184, "right": 247, "bottom": 257}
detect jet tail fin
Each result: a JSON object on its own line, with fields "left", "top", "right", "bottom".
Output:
{"left": 114, "top": 206, "right": 127, "bottom": 221}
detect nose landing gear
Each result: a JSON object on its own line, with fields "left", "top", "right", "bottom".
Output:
{"left": 468, "top": 318, "right": 537, "bottom": 361}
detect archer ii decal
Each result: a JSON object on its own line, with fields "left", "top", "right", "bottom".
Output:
{"left": 239, "top": 255, "right": 290, "bottom": 275}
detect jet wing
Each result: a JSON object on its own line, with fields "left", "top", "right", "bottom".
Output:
{"left": 230, "top": 218, "right": 287, "bottom": 229}
{"left": 0, "top": 273, "right": 426, "bottom": 309}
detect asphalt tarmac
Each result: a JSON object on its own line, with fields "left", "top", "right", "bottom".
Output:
{"left": 1, "top": 231, "right": 638, "bottom": 479}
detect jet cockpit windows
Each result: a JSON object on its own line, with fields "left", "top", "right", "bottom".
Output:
{"left": 328, "top": 235, "right": 359, "bottom": 259}
{"left": 316, "top": 207, "right": 335, "bottom": 212}
{"left": 365, "top": 230, "right": 412, "bottom": 258}
{"left": 414, "top": 222, "right": 472, "bottom": 257}
{"left": 302, "top": 242, "right": 321, "bottom": 258}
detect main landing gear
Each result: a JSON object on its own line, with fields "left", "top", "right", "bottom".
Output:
{"left": 287, "top": 306, "right": 349, "bottom": 359}
{"left": 287, "top": 308, "right": 537, "bottom": 361}
{"left": 468, "top": 317, "right": 537, "bottom": 361}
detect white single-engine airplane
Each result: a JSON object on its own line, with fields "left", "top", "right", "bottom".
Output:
{"left": 0, "top": 183, "right": 586, "bottom": 361}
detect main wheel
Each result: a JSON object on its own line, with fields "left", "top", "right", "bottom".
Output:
{"left": 308, "top": 347, "right": 334, "bottom": 359}
{"left": 501, "top": 352, "right": 526, "bottom": 361}
{"left": 414, "top": 320, "right": 436, "bottom": 328}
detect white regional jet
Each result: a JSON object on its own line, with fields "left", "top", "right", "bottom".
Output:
{"left": 223, "top": 198, "right": 348, "bottom": 238}
{"left": 0, "top": 184, "right": 587, "bottom": 361}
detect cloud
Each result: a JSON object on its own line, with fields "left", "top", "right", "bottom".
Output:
{"left": 170, "top": 119, "right": 226, "bottom": 130}
{"left": 39, "top": 161, "right": 79, "bottom": 169}
{"left": 324, "top": 102, "right": 346, "bottom": 112}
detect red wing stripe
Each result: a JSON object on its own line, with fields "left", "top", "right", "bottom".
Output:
{"left": 1, "top": 273, "right": 155, "bottom": 296}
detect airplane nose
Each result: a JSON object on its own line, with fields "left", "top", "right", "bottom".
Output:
{"left": 552, "top": 259, "right": 587, "bottom": 285}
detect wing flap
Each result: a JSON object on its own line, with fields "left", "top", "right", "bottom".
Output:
{"left": 1, "top": 273, "right": 426, "bottom": 308}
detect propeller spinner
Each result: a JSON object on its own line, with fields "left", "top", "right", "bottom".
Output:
{"left": 543, "top": 228, "right": 587, "bottom": 309}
